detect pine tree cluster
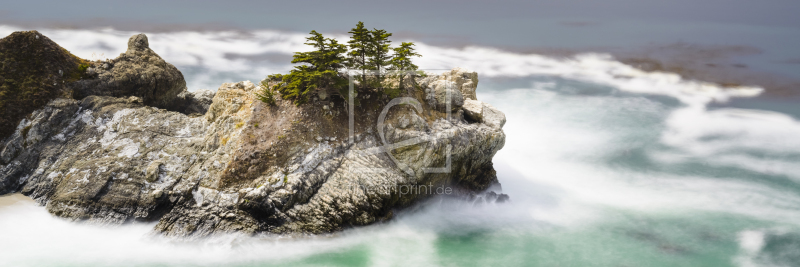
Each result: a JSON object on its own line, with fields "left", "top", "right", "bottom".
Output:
{"left": 261, "top": 22, "right": 422, "bottom": 105}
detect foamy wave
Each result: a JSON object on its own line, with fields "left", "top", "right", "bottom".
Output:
{"left": 487, "top": 84, "right": 800, "bottom": 225}
{"left": 652, "top": 106, "right": 800, "bottom": 182}
{"left": 0, "top": 196, "right": 364, "bottom": 266}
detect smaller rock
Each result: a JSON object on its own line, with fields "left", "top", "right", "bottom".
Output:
{"left": 462, "top": 99, "right": 483, "bottom": 122}
{"left": 496, "top": 194, "right": 510, "bottom": 203}
{"left": 460, "top": 100, "right": 505, "bottom": 129}
{"left": 146, "top": 161, "right": 164, "bottom": 182}
{"left": 482, "top": 103, "right": 506, "bottom": 129}
{"left": 126, "top": 33, "right": 150, "bottom": 54}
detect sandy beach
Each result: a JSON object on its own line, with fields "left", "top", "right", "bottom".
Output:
{"left": 0, "top": 193, "right": 34, "bottom": 208}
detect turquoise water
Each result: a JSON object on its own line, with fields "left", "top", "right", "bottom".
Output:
{"left": 2, "top": 27, "right": 800, "bottom": 266}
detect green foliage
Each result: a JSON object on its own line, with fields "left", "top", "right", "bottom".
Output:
{"left": 388, "top": 42, "right": 422, "bottom": 92}
{"left": 384, "top": 87, "right": 402, "bottom": 99}
{"left": 77, "top": 63, "right": 89, "bottom": 73}
{"left": 347, "top": 21, "right": 372, "bottom": 89}
{"left": 367, "top": 28, "right": 393, "bottom": 86}
{"left": 279, "top": 30, "right": 347, "bottom": 105}
{"left": 256, "top": 74, "right": 280, "bottom": 106}
{"left": 265, "top": 23, "right": 424, "bottom": 107}
{"left": 390, "top": 42, "right": 421, "bottom": 71}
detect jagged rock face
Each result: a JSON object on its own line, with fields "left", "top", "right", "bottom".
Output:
{"left": 417, "top": 67, "right": 482, "bottom": 112}
{"left": 440, "top": 67, "right": 479, "bottom": 100}
{"left": 0, "top": 96, "right": 204, "bottom": 222}
{"left": 0, "top": 82, "right": 254, "bottom": 222}
{"left": 0, "top": 68, "right": 506, "bottom": 236}
{"left": 71, "top": 34, "right": 187, "bottom": 109}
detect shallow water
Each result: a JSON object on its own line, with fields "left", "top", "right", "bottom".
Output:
{"left": 2, "top": 26, "right": 800, "bottom": 267}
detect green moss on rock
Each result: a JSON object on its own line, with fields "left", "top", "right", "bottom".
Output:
{"left": 0, "top": 30, "right": 88, "bottom": 139}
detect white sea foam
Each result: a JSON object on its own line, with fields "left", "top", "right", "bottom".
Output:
{"left": 0, "top": 196, "right": 360, "bottom": 266}
{"left": 0, "top": 193, "right": 551, "bottom": 267}
{"left": 484, "top": 85, "right": 800, "bottom": 225}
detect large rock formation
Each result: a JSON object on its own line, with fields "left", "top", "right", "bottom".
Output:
{"left": 0, "top": 33, "right": 506, "bottom": 236}
{"left": 70, "top": 34, "right": 187, "bottom": 109}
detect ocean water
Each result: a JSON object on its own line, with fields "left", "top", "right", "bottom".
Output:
{"left": 2, "top": 26, "right": 800, "bottom": 267}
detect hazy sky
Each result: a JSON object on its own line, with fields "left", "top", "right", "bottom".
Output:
{"left": 2, "top": 0, "right": 798, "bottom": 47}
{"left": 3, "top": 0, "right": 800, "bottom": 80}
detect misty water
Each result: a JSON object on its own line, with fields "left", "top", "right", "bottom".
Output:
{"left": 2, "top": 24, "right": 800, "bottom": 267}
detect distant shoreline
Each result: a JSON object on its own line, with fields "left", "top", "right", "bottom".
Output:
{"left": 501, "top": 45, "right": 800, "bottom": 100}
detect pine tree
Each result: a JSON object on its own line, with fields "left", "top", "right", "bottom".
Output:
{"left": 367, "top": 28, "right": 392, "bottom": 88}
{"left": 389, "top": 42, "right": 421, "bottom": 91}
{"left": 256, "top": 74, "right": 282, "bottom": 106}
{"left": 279, "top": 30, "right": 347, "bottom": 104}
{"left": 346, "top": 21, "right": 371, "bottom": 89}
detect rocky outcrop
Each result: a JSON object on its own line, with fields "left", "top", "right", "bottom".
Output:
{"left": 0, "top": 31, "right": 87, "bottom": 140}
{"left": 463, "top": 99, "right": 507, "bottom": 128}
{"left": 441, "top": 67, "right": 479, "bottom": 100}
{"left": 0, "top": 32, "right": 506, "bottom": 236}
{"left": 70, "top": 34, "right": 187, "bottom": 109}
